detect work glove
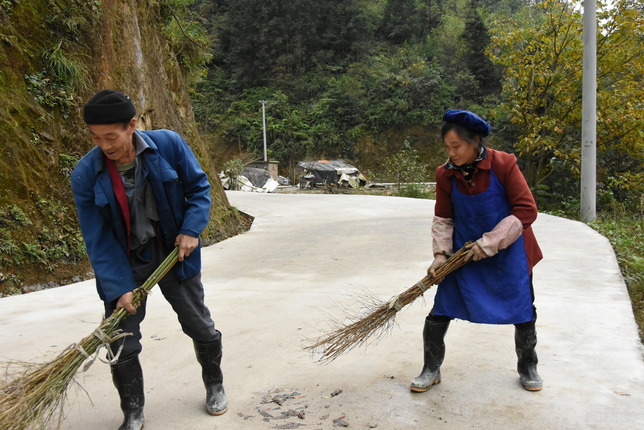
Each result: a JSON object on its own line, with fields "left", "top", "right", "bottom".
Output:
{"left": 427, "top": 253, "right": 448, "bottom": 277}
{"left": 466, "top": 242, "right": 488, "bottom": 261}
{"left": 474, "top": 215, "right": 523, "bottom": 258}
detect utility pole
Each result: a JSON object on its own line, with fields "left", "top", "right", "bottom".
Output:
{"left": 580, "top": 0, "right": 597, "bottom": 222}
{"left": 260, "top": 100, "right": 268, "bottom": 162}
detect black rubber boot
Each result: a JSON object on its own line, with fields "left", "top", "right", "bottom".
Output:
{"left": 111, "top": 357, "right": 145, "bottom": 430}
{"left": 410, "top": 316, "right": 450, "bottom": 392}
{"left": 515, "top": 320, "right": 543, "bottom": 391}
{"left": 194, "top": 337, "right": 228, "bottom": 415}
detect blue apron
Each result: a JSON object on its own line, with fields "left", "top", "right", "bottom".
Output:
{"left": 433, "top": 169, "right": 534, "bottom": 324}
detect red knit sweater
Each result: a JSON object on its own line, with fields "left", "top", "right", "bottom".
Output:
{"left": 434, "top": 148, "right": 543, "bottom": 271}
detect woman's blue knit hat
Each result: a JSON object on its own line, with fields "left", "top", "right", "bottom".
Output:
{"left": 442, "top": 109, "right": 491, "bottom": 137}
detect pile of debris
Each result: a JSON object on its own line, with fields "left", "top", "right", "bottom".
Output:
{"left": 296, "top": 160, "right": 367, "bottom": 189}
{"left": 221, "top": 167, "right": 287, "bottom": 193}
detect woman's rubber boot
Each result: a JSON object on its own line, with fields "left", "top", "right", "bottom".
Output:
{"left": 194, "top": 337, "right": 228, "bottom": 415}
{"left": 111, "top": 357, "right": 145, "bottom": 430}
{"left": 410, "top": 317, "right": 450, "bottom": 392}
{"left": 515, "top": 320, "right": 543, "bottom": 391}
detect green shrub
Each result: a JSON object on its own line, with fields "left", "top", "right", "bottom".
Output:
{"left": 397, "top": 183, "right": 435, "bottom": 199}
{"left": 0, "top": 204, "right": 32, "bottom": 228}
{"left": 59, "top": 153, "right": 79, "bottom": 177}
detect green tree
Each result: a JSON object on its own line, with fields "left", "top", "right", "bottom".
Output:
{"left": 309, "top": 72, "right": 366, "bottom": 159}
{"left": 594, "top": 0, "right": 644, "bottom": 204}
{"left": 212, "top": 0, "right": 370, "bottom": 87}
{"left": 379, "top": 0, "right": 443, "bottom": 44}
{"left": 488, "top": 0, "right": 584, "bottom": 189}
{"left": 160, "top": 0, "right": 213, "bottom": 82}
{"left": 383, "top": 141, "right": 429, "bottom": 194}
{"left": 361, "top": 47, "right": 452, "bottom": 130}
{"left": 489, "top": 0, "right": 643, "bottom": 204}
{"left": 417, "top": 0, "right": 443, "bottom": 35}
{"left": 461, "top": 0, "right": 501, "bottom": 102}
{"left": 264, "top": 91, "right": 312, "bottom": 179}
{"left": 379, "top": 0, "right": 421, "bottom": 44}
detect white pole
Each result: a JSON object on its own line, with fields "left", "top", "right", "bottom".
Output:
{"left": 260, "top": 100, "right": 267, "bottom": 162}
{"left": 580, "top": 0, "right": 597, "bottom": 222}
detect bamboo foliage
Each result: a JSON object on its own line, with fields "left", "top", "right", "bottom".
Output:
{"left": 306, "top": 243, "right": 474, "bottom": 363}
{"left": 0, "top": 247, "right": 179, "bottom": 430}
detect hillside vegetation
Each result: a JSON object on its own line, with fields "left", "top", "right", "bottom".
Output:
{"left": 190, "top": 0, "right": 642, "bottom": 337}
{"left": 0, "top": 0, "right": 248, "bottom": 295}
{"left": 192, "top": 0, "right": 642, "bottom": 202}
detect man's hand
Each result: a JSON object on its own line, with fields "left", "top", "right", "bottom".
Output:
{"left": 427, "top": 254, "right": 448, "bottom": 278}
{"left": 175, "top": 233, "right": 199, "bottom": 262}
{"left": 467, "top": 242, "right": 488, "bottom": 262}
{"left": 116, "top": 291, "right": 137, "bottom": 315}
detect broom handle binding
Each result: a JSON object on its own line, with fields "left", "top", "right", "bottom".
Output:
{"left": 108, "top": 246, "right": 180, "bottom": 320}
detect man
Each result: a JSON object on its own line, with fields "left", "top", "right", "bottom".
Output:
{"left": 71, "top": 90, "right": 227, "bottom": 430}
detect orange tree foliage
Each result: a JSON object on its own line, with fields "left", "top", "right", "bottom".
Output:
{"left": 488, "top": 0, "right": 643, "bottom": 203}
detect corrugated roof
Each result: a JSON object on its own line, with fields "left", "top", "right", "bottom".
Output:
{"left": 296, "top": 160, "right": 358, "bottom": 173}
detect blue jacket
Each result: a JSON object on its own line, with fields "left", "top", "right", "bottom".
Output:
{"left": 71, "top": 130, "right": 211, "bottom": 303}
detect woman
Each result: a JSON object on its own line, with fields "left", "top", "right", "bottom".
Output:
{"left": 410, "top": 109, "right": 543, "bottom": 393}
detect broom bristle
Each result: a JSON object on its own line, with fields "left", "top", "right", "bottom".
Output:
{"left": 0, "top": 333, "right": 102, "bottom": 430}
{"left": 306, "top": 243, "right": 473, "bottom": 362}
{"left": 0, "top": 248, "right": 179, "bottom": 430}
{"left": 307, "top": 304, "right": 397, "bottom": 363}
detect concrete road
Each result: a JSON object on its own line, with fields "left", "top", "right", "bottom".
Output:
{"left": 1, "top": 192, "right": 642, "bottom": 429}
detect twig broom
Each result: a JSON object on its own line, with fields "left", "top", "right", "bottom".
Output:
{"left": 306, "top": 242, "right": 474, "bottom": 363}
{"left": 0, "top": 247, "right": 179, "bottom": 430}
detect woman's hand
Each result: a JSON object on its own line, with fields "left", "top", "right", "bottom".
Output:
{"left": 467, "top": 243, "right": 488, "bottom": 261}
{"left": 427, "top": 254, "right": 448, "bottom": 277}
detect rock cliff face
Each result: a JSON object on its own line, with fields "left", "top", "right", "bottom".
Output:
{"left": 0, "top": 0, "right": 248, "bottom": 295}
